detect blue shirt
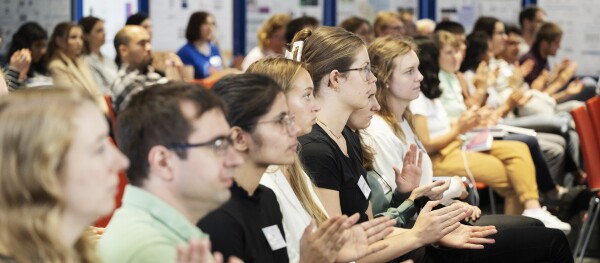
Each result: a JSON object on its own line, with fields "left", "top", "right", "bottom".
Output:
{"left": 177, "top": 42, "right": 223, "bottom": 79}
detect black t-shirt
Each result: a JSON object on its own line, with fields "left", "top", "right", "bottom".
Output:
{"left": 298, "top": 124, "right": 370, "bottom": 223}
{"left": 197, "top": 182, "right": 289, "bottom": 263}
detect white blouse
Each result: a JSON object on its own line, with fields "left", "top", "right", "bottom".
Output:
{"left": 260, "top": 166, "right": 327, "bottom": 263}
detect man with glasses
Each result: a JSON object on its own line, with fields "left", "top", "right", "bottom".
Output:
{"left": 98, "top": 82, "right": 244, "bottom": 263}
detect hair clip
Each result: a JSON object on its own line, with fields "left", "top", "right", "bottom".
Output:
{"left": 285, "top": 41, "right": 304, "bottom": 62}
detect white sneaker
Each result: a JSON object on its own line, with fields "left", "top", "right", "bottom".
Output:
{"left": 522, "top": 206, "right": 571, "bottom": 234}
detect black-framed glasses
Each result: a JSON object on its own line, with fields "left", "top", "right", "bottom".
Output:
{"left": 339, "top": 64, "right": 373, "bottom": 82}
{"left": 254, "top": 114, "right": 297, "bottom": 135}
{"left": 167, "top": 135, "right": 232, "bottom": 156}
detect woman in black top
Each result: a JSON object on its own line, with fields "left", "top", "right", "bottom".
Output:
{"left": 197, "top": 74, "right": 393, "bottom": 263}
{"left": 294, "top": 26, "right": 500, "bottom": 262}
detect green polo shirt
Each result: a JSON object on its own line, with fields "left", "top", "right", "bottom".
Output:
{"left": 97, "top": 185, "right": 208, "bottom": 263}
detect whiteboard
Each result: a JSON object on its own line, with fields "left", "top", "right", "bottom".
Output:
{"left": 0, "top": 0, "right": 71, "bottom": 55}
{"left": 83, "top": 0, "right": 138, "bottom": 59}
{"left": 539, "top": 0, "right": 600, "bottom": 76}
{"left": 245, "top": 0, "right": 323, "bottom": 54}
{"left": 151, "top": 0, "right": 233, "bottom": 62}
{"left": 337, "top": 0, "right": 418, "bottom": 26}
{"left": 436, "top": 0, "right": 521, "bottom": 33}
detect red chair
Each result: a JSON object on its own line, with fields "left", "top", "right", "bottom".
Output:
{"left": 587, "top": 96, "right": 600, "bottom": 147}
{"left": 104, "top": 96, "right": 117, "bottom": 132}
{"left": 95, "top": 97, "right": 128, "bottom": 227}
{"left": 571, "top": 104, "right": 600, "bottom": 262}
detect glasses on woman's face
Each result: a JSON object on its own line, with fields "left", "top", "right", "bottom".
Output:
{"left": 254, "top": 114, "right": 297, "bottom": 135}
{"left": 167, "top": 135, "right": 233, "bottom": 156}
{"left": 340, "top": 64, "right": 373, "bottom": 82}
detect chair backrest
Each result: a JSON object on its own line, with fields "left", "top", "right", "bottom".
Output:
{"left": 571, "top": 105, "right": 600, "bottom": 191}
{"left": 586, "top": 96, "right": 600, "bottom": 144}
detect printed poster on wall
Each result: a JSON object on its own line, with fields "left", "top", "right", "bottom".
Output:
{"left": 0, "top": 0, "right": 70, "bottom": 55}
{"left": 336, "top": 0, "right": 418, "bottom": 26}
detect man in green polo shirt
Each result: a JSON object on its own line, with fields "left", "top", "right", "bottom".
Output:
{"left": 98, "top": 82, "right": 243, "bottom": 263}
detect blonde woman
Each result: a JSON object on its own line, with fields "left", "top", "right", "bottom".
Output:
{"left": 0, "top": 88, "right": 129, "bottom": 263}
{"left": 359, "top": 35, "right": 573, "bottom": 263}
{"left": 241, "top": 14, "right": 291, "bottom": 71}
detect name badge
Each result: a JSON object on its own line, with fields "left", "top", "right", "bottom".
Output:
{"left": 357, "top": 175, "right": 371, "bottom": 200}
{"left": 262, "top": 225, "right": 287, "bottom": 251}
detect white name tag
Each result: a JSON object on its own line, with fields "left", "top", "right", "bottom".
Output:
{"left": 357, "top": 175, "right": 371, "bottom": 200}
{"left": 262, "top": 225, "right": 287, "bottom": 251}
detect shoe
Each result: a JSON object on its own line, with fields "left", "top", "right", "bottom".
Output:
{"left": 522, "top": 206, "right": 571, "bottom": 234}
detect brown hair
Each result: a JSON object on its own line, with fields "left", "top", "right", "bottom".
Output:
{"left": 115, "top": 82, "right": 224, "bottom": 186}
{"left": 0, "top": 88, "right": 100, "bottom": 263}
{"left": 373, "top": 11, "right": 402, "bottom": 37}
{"left": 247, "top": 57, "right": 328, "bottom": 225}
{"left": 46, "top": 22, "right": 80, "bottom": 63}
{"left": 434, "top": 30, "right": 461, "bottom": 49}
{"left": 531, "top": 22, "right": 562, "bottom": 53}
{"left": 292, "top": 26, "right": 365, "bottom": 93}
{"left": 257, "top": 13, "right": 291, "bottom": 50}
{"left": 368, "top": 36, "right": 417, "bottom": 142}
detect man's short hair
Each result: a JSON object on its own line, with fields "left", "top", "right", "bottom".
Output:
{"left": 285, "top": 16, "right": 319, "bottom": 44}
{"left": 519, "top": 6, "right": 541, "bottom": 27}
{"left": 505, "top": 25, "right": 522, "bottom": 36}
{"left": 115, "top": 82, "right": 224, "bottom": 186}
{"left": 434, "top": 20, "right": 465, "bottom": 35}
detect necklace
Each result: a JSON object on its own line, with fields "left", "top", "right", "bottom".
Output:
{"left": 316, "top": 118, "right": 342, "bottom": 140}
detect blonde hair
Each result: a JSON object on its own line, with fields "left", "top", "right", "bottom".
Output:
{"left": 368, "top": 36, "right": 417, "bottom": 143}
{"left": 374, "top": 11, "right": 402, "bottom": 37}
{"left": 247, "top": 57, "right": 328, "bottom": 225}
{"left": 434, "top": 30, "right": 461, "bottom": 49}
{"left": 257, "top": 13, "right": 291, "bottom": 50}
{"left": 0, "top": 88, "right": 100, "bottom": 263}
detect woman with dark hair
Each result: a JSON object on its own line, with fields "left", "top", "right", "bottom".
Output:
{"left": 339, "top": 16, "right": 373, "bottom": 44}
{"left": 4, "top": 21, "right": 51, "bottom": 89}
{"left": 177, "top": 11, "right": 238, "bottom": 79}
{"left": 125, "top": 12, "right": 152, "bottom": 38}
{"left": 46, "top": 22, "right": 106, "bottom": 111}
{"left": 79, "top": 16, "right": 117, "bottom": 94}
{"left": 198, "top": 73, "right": 393, "bottom": 263}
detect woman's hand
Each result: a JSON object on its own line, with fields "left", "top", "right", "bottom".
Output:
{"left": 394, "top": 144, "right": 423, "bottom": 193}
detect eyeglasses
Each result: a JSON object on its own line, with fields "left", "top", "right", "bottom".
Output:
{"left": 254, "top": 114, "right": 297, "bottom": 135}
{"left": 339, "top": 64, "right": 373, "bottom": 82}
{"left": 167, "top": 135, "right": 232, "bottom": 156}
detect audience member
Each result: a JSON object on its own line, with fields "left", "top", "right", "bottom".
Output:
{"left": 98, "top": 82, "right": 243, "bottom": 263}
{"left": 374, "top": 11, "right": 404, "bottom": 38}
{"left": 0, "top": 88, "right": 128, "bottom": 263}
{"left": 241, "top": 13, "right": 290, "bottom": 71}
{"left": 79, "top": 16, "right": 118, "bottom": 94}
{"left": 339, "top": 16, "right": 373, "bottom": 44}
{"left": 518, "top": 6, "right": 546, "bottom": 57}
{"left": 4, "top": 22, "right": 51, "bottom": 89}
{"left": 110, "top": 25, "right": 167, "bottom": 113}
{"left": 415, "top": 19, "right": 435, "bottom": 37}
{"left": 284, "top": 16, "right": 319, "bottom": 45}
{"left": 46, "top": 22, "right": 106, "bottom": 111}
